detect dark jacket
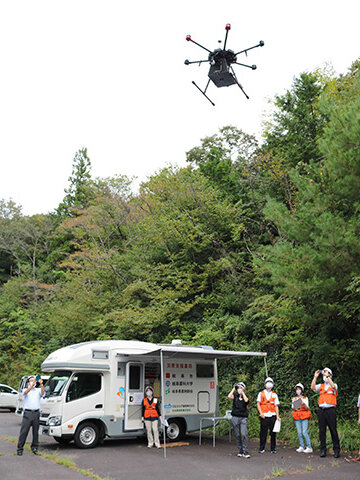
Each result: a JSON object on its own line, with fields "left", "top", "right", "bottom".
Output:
{"left": 231, "top": 395, "right": 249, "bottom": 417}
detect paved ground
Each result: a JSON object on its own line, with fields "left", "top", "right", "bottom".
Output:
{"left": 0, "top": 411, "right": 359, "bottom": 480}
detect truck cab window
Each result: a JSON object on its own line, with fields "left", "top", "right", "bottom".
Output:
{"left": 66, "top": 373, "right": 102, "bottom": 402}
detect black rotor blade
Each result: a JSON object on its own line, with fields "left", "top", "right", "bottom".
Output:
{"left": 234, "top": 62, "right": 257, "bottom": 70}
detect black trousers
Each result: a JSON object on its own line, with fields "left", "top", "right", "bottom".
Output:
{"left": 17, "top": 410, "right": 40, "bottom": 452}
{"left": 317, "top": 407, "right": 340, "bottom": 452}
{"left": 259, "top": 416, "right": 277, "bottom": 451}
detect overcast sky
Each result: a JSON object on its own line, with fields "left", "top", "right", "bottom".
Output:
{"left": 1, "top": 0, "right": 359, "bottom": 215}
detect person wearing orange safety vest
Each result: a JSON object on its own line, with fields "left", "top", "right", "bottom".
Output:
{"left": 292, "top": 383, "right": 312, "bottom": 453}
{"left": 311, "top": 367, "right": 340, "bottom": 458}
{"left": 256, "top": 377, "right": 280, "bottom": 454}
{"left": 141, "top": 386, "right": 161, "bottom": 448}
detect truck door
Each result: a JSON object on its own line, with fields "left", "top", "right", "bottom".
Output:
{"left": 124, "top": 362, "right": 144, "bottom": 430}
{"left": 63, "top": 372, "right": 104, "bottom": 425}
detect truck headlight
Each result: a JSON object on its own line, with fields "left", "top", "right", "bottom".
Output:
{"left": 48, "top": 416, "right": 62, "bottom": 426}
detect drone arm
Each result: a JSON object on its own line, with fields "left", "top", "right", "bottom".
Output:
{"left": 235, "top": 40, "right": 264, "bottom": 56}
{"left": 234, "top": 62, "right": 257, "bottom": 70}
{"left": 184, "top": 59, "right": 210, "bottom": 65}
{"left": 223, "top": 23, "right": 231, "bottom": 50}
{"left": 186, "top": 35, "right": 212, "bottom": 54}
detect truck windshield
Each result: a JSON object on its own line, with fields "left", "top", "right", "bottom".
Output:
{"left": 44, "top": 371, "right": 71, "bottom": 398}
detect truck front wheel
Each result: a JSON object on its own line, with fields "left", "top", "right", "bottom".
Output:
{"left": 74, "top": 422, "right": 99, "bottom": 449}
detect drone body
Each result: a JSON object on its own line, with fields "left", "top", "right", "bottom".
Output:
{"left": 185, "top": 24, "right": 264, "bottom": 106}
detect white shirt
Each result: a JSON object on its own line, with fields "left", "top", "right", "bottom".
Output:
{"left": 23, "top": 387, "right": 43, "bottom": 410}
{"left": 315, "top": 382, "right": 338, "bottom": 408}
{"left": 257, "top": 390, "right": 280, "bottom": 417}
{"left": 357, "top": 394, "right": 360, "bottom": 408}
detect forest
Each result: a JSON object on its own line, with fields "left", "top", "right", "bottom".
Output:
{"left": 1, "top": 60, "right": 360, "bottom": 448}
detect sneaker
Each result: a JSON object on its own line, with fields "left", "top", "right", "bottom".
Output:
{"left": 271, "top": 450, "right": 277, "bottom": 454}
{"left": 320, "top": 449, "right": 326, "bottom": 457}
{"left": 237, "top": 452, "right": 243, "bottom": 457}
{"left": 243, "top": 452, "right": 251, "bottom": 458}
{"left": 147, "top": 444, "right": 153, "bottom": 448}
{"left": 296, "top": 447, "right": 305, "bottom": 453}
{"left": 31, "top": 450, "right": 38, "bottom": 455}
{"left": 258, "top": 449, "right": 265, "bottom": 454}
{"left": 304, "top": 447, "right": 313, "bottom": 453}
{"left": 334, "top": 450, "right": 340, "bottom": 458}
{"left": 155, "top": 445, "right": 161, "bottom": 449}
{"left": 17, "top": 451, "right": 23, "bottom": 456}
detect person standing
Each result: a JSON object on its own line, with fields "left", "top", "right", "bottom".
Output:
{"left": 228, "top": 382, "right": 250, "bottom": 458}
{"left": 311, "top": 367, "right": 340, "bottom": 458}
{"left": 352, "top": 392, "right": 360, "bottom": 462}
{"left": 257, "top": 377, "right": 280, "bottom": 454}
{"left": 17, "top": 375, "right": 44, "bottom": 456}
{"left": 141, "top": 386, "right": 161, "bottom": 448}
{"left": 292, "top": 383, "right": 312, "bottom": 453}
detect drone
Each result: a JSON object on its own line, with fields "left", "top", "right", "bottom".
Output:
{"left": 185, "top": 24, "right": 264, "bottom": 106}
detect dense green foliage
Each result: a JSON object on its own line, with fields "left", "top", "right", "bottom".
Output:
{"left": 1, "top": 62, "right": 360, "bottom": 448}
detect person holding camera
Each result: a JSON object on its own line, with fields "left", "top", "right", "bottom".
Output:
{"left": 17, "top": 375, "right": 45, "bottom": 456}
{"left": 257, "top": 377, "right": 280, "bottom": 454}
{"left": 228, "top": 382, "right": 250, "bottom": 458}
{"left": 292, "top": 383, "right": 312, "bottom": 453}
{"left": 311, "top": 367, "right": 340, "bottom": 458}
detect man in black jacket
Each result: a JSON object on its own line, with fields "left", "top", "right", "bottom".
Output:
{"left": 228, "top": 382, "right": 250, "bottom": 458}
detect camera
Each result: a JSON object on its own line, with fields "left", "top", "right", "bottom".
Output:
{"left": 318, "top": 369, "right": 324, "bottom": 375}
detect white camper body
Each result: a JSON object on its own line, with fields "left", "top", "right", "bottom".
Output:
{"left": 40, "top": 340, "right": 266, "bottom": 448}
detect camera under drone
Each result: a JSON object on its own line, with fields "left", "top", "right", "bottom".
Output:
{"left": 185, "top": 24, "right": 264, "bottom": 106}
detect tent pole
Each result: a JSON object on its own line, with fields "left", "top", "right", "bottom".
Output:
{"left": 264, "top": 356, "right": 268, "bottom": 378}
{"left": 160, "top": 349, "right": 167, "bottom": 459}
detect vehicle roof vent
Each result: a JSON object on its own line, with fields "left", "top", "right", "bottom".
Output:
{"left": 171, "top": 339, "right": 182, "bottom": 345}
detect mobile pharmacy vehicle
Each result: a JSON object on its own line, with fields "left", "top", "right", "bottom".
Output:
{"left": 40, "top": 339, "right": 267, "bottom": 448}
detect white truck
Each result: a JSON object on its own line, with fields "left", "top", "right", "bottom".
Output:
{"left": 39, "top": 339, "right": 266, "bottom": 448}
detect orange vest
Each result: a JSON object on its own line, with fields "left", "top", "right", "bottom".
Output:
{"left": 259, "top": 390, "right": 277, "bottom": 413}
{"left": 143, "top": 397, "right": 159, "bottom": 419}
{"left": 292, "top": 396, "right": 311, "bottom": 420}
{"left": 318, "top": 384, "right": 337, "bottom": 406}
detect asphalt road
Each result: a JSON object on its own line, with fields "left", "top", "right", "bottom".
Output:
{"left": 0, "top": 411, "right": 359, "bottom": 480}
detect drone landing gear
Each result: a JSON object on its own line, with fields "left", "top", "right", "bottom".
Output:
{"left": 192, "top": 79, "right": 215, "bottom": 106}
{"left": 230, "top": 66, "right": 249, "bottom": 100}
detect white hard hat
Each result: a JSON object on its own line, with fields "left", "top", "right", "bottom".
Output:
{"left": 238, "top": 382, "right": 246, "bottom": 390}
{"left": 265, "top": 377, "right": 274, "bottom": 384}
{"left": 295, "top": 383, "right": 304, "bottom": 390}
{"left": 323, "top": 367, "right": 333, "bottom": 376}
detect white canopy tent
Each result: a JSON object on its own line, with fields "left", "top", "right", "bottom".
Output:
{"left": 140, "top": 344, "right": 268, "bottom": 458}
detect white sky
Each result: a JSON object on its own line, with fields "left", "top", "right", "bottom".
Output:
{"left": 1, "top": 0, "right": 359, "bottom": 215}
